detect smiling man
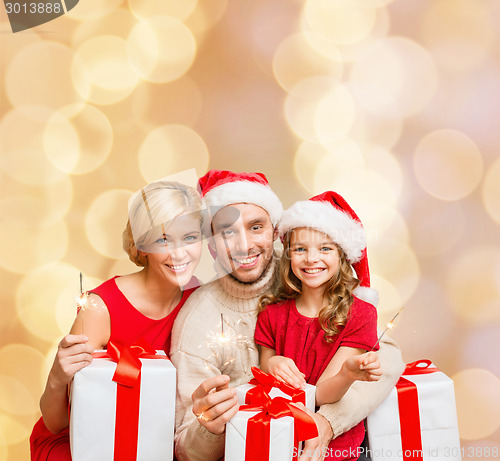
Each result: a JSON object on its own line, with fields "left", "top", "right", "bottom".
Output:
{"left": 170, "top": 170, "right": 405, "bottom": 461}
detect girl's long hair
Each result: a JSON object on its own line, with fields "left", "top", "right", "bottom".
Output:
{"left": 259, "top": 230, "right": 360, "bottom": 341}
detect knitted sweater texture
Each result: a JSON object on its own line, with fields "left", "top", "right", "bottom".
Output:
{"left": 170, "top": 255, "right": 405, "bottom": 461}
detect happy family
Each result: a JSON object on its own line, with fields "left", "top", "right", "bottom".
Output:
{"left": 30, "top": 169, "right": 405, "bottom": 461}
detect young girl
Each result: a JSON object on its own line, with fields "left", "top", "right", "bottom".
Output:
{"left": 30, "top": 180, "right": 204, "bottom": 461}
{"left": 255, "top": 191, "right": 382, "bottom": 461}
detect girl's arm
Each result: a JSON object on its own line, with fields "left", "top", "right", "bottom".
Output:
{"left": 315, "top": 347, "right": 381, "bottom": 406}
{"left": 39, "top": 294, "right": 110, "bottom": 433}
{"left": 259, "top": 345, "right": 306, "bottom": 389}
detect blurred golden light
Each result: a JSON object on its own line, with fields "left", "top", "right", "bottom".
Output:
{"left": 370, "top": 238, "right": 420, "bottom": 305}
{"left": 413, "top": 129, "right": 483, "bottom": 201}
{"left": 0, "top": 107, "right": 69, "bottom": 186}
{"left": 0, "top": 218, "right": 68, "bottom": 275}
{"left": 272, "top": 33, "right": 343, "bottom": 93}
{"left": 127, "top": 16, "right": 197, "bottom": 84}
{"left": 285, "top": 76, "right": 344, "bottom": 141}
{"left": 0, "top": 186, "right": 71, "bottom": 230}
{"left": 0, "top": 433, "right": 6, "bottom": 461}
{"left": 108, "top": 258, "right": 141, "bottom": 280}
{"left": 16, "top": 263, "right": 81, "bottom": 341}
{"left": 71, "top": 8, "right": 137, "bottom": 47}
{"left": 129, "top": 0, "right": 198, "bottom": 21}
{"left": 138, "top": 125, "right": 209, "bottom": 183}
{"left": 0, "top": 376, "right": 37, "bottom": 416}
{"left": 185, "top": 0, "right": 228, "bottom": 36}
{"left": 293, "top": 141, "right": 330, "bottom": 194}
{"left": 0, "top": 344, "right": 45, "bottom": 422}
{"left": 446, "top": 246, "right": 500, "bottom": 326}
{"left": 351, "top": 37, "right": 438, "bottom": 117}
{"left": 314, "top": 83, "right": 356, "bottom": 144}
{"left": 302, "top": 0, "right": 377, "bottom": 46}
{"left": 132, "top": 77, "right": 203, "bottom": 130}
{"left": 364, "top": 146, "right": 403, "bottom": 198}
{"left": 66, "top": 0, "right": 122, "bottom": 21}
{"left": 0, "top": 415, "right": 28, "bottom": 446}
{"left": 422, "top": 0, "right": 495, "bottom": 73}
{"left": 482, "top": 157, "right": 500, "bottom": 225}
{"left": 365, "top": 204, "right": 409, "bottom": 245}
{"left": 85, "top": 189, "right": 133, "bottom": 259}
{"left": 72, "top": 35, "right": 140, "bottom": 105}
{"left": 0, "top": 24, "right": 41, "bottom": 73}
{"left": 328, "top": 6, "right": 391, "bottom": 64}
{"left": 349, "top": 0, "right": 396, "bottom": 7}
{"left": 312, "top": 137, "right": 365, "bottom": 192}
{"left": 318, "top": 169, "right": 398, "bottom": 212}
{"left": 453, "top": 368, "right": 500, "bottom": 440}
{"left": 56, "top": 275, "right": 103, "bottom": 335}
{"left": 348, "top": 83, "right": 403, "bottom": 149}
{"left": 5, "top": 41, "right": 87, "bottom": 110}
{"left": 371, "top": 275, "right": 401, "bottom": 317}
{"left": 407, "top": 197, "right": 465, "bottom": 257}
{"left": 44, "top": 105, "right": 113, "bottom": 175}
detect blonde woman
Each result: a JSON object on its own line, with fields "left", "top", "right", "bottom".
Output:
{"left": 31, "top": 180, "right": 204, "bottom": 461}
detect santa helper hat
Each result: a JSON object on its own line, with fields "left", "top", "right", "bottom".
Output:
{"left": 198, "top": 170, "right": 283, "bottom": 236}
{"left": 279, "top": 191, "right": 379, "bottom": 307}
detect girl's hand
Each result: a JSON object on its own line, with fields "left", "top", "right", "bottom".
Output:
{"left": 342, "top": 351, "right": 382, "bottom": 382}
{"left": 267, "top": 355, "right": 306, "bottom": 389}
{"left": 48, "top": 334, "right": 94, "bottom": 388}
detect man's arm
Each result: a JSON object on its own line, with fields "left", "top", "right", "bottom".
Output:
{"left": 171, "top": 348, "right": 229, "bottom": 461}
{"left": 317, "top": 333, "right": 405, "bottom": 438}
{"left": 170, "top": 292, "right": 238, "bottom": 461}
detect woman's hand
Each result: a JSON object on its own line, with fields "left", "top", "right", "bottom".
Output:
{"left": 48, "top": 334, "right": 94, "bottom": 388}
{"left": 267, "top": 355, "right": 306, "bottom": 389}
{"left": 342, "top": 351, "right": 382, "bottom": 382}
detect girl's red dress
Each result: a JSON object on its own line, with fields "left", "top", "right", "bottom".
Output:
{"left": 254, "top": 296, "right": 378, "bottom": 461}
{"left": 30, "top": 276, "right": 197, "bottom": 461}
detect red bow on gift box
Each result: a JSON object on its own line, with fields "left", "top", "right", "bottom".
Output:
{"left": 397, "top": 360, "right": 439, "bottom": 461}
{"left": 246, "top": 366, "right": 307, "bottom": 406}
{"left": 239, "top": 391, "right": 318, "bottom": 461}
{"left": 92, "top": 339, "right": 168, "bottom": 461}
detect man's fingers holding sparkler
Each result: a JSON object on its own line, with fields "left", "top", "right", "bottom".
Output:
{"left": 51, "top": 334, "right": 94, "bottom": 387}
{"left": 192, "top": 374, "right": 239, "bottom": 435}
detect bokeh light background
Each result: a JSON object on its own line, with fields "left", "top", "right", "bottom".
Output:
{"left": 1, "top": 0, "right": 500, "bottom": 459}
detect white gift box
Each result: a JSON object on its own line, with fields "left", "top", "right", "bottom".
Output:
{"left": 70, "top": 349, "right": 175, "bottom": 461}
{"left": 225, "top": 409, "right": 296, "bottom": 461}
{"left": 235, "top": 382, "right": 316, "bottom": 412}
{"left": 366, "top": 361, "right": 461, "bottom": 461}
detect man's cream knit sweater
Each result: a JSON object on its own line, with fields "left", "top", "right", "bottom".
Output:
{"left": 170, "top": 256, "right": 405, "bottom": 461}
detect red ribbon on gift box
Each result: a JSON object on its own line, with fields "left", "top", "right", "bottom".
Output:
{"left": 396, "top": 360, "right": 439, "bottom": 461}
{"left": 92, "top": 339, "right": 167, "bottom": 461}
{"left": 239, "top": 392, "right": 318, "bottom": 461}
{"left": 246, "top": 366, "right": 306, "bottom": 406}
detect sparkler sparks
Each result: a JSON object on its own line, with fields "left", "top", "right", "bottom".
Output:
{"left": 202, "top": 315, "right": 254, "bottom": 369}
{"left": 370, "top": 305, "right": 405, "bottom": 351}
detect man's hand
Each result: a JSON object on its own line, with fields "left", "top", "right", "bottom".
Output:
{"left": 191, "top": 374, "right": 239, "bottom": 435}
{"left": 290, "top": 403, "right": 333, "bottom": 461}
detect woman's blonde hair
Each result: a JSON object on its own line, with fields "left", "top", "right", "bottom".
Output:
{"left": 259, "top": 230, "right": 359, "bottom": 341}
{"left": 122, "top": 181, "right": 202, "bottom": 267}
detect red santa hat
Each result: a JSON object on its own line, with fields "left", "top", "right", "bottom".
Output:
{"left": 198, "top": 170, "right": 283, "bottom": 235}
{"left": 279, "top": 191, "right": 379, "bottom": 306}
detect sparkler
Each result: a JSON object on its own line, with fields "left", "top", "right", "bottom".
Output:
{"left": 203, "top": 315, "right": 253, "bottom": 369}
{"left": 370, "top": 305, "right": 405, "bottom": 351}
{"left": 76, "top": 272, "right": 87, "bottom": 335}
